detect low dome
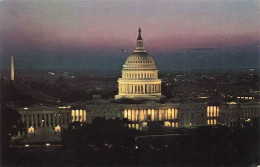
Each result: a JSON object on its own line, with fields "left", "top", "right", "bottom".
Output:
{"left": 124, "top": 52, "right": 155, "bottom": 67}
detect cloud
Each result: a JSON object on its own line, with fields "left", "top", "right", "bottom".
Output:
{"left": 187, "top": 48, "right": 215, "bottom": 51}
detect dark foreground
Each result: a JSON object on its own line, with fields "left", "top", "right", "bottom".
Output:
{"left": 2, "top": 126, "right": 259, "bottom": 167}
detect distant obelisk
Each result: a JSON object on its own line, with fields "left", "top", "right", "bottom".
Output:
{"left": 11, "top": 55, "right": 14, "bottom": 81}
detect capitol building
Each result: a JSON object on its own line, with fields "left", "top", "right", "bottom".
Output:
{"left": 115, "top": 28, "right": 164, "bottom": 101}
{"left": 12, "top": 29, "right": 260, "bottom": 142}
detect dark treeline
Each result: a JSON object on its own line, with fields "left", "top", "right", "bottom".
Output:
{"left": 2, "top": 117, "right": 259, "bottom": 166}
{"left": 59, "top": 118, "right": 259, "bottom": 167}
{"left": 62, "top": 118, "right": 142, "bottom": 149}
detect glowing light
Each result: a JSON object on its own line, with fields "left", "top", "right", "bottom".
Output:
{"left": 55, "top": 125, "right": 61, "bottom": 132}
{"left": 164, "top": 121, "right": 171, "bottom": 127}
{"left": 28, "top": 126, "right": 34, "bottom": 133}
{"left": 198, "top": 97, "right": 208, "bottom": 99}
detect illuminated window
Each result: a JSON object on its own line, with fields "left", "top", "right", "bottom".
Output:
{"left": 71, "top": 110, "right": 75, "bottom": 122}
{"left": 135, "top": 124, "right": 139, "bottom": 130}
{"left": 128, "top": 124, "right": 131, "bottom": 128}
{"left": 168, "top": 108, "right": 171, "bottom": 120}
{"left": 124, "top": 110, "right": 127, "bottom": 118}
{"left": 151, "top": 109, "right": 155, "bottom": 121}
{"left": 132, "top": 124, "right": 135, "bottom": 128}
{"left": 164, "top": 121, "right": 171, "bottom": 127}
{"left": 142, "top": 122, "right": 147, "bottom": 127}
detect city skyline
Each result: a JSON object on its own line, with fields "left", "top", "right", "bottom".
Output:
{"left": 0, "top": 0, "right": 259, "bottom": 70}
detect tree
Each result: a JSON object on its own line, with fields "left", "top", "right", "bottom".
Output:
{"left": 0, "top": 101, "right": 24, "bottom": 161}
{"left": 61, "top": 118, "right": 141, "bottom": 150}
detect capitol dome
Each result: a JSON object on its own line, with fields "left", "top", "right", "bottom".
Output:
{"left": 115, "top": 28, "right": 164, "bottom": 101}
{"left": 124, "top": 52, "right": 156, "bottom": 68}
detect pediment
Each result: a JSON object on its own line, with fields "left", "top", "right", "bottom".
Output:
{"left": 27, "top": 104, "right": 58, "bottom": 111}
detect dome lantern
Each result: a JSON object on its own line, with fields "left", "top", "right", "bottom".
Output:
{"left": 136, "top": 28, "right": 144, "bottom": 51}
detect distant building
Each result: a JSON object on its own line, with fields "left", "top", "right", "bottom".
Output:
{"left": 93, "top": 94, "right": 101, "bottom": 99}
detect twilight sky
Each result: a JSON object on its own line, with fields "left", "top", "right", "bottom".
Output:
{"left": 0, "top": 0, "right": 259, "bottom": 71}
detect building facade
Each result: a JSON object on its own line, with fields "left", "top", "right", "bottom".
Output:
{"left": 15, "top": 100, "right": 260, "bottom": 138}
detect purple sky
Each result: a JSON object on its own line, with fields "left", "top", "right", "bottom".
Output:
{"left": 0, "top": 0, "right": 259, "bottom": 70}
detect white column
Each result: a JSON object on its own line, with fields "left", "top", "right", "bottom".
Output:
{"left": 57, "top": 114, "right": 60, "bottom": 125}
{"left": 52, "top": 114, "right": 55, "bottom": 127}
{"left": 44, "top": 114, "right": 47, "bottom": 127}
{"left": 60, "top": 114, "right": 63, "bottom": 125}
{"left": 48, "top": 114, "right": 51, "bottom": 127}
{"left": 64, "top": 113, "right": 67, "bottom": 124}
{"left": 35, "top": 114, "right": 38, "bottom": 127}
{"left": 22, "top": 114, "right": 25, "bottom": 124}
{"left": 84, "top": 110, "right": 87, "bottom": 122}
{"left": 39, "top": 114, "right": 43, "bottom": 127}
{"left": 26, "top": 114, "right": 29, "bottom": 127}
{"left": 31, "top": 114, "right": 34, "bottom": 127}
{"left": 136, "top": 110, "right": 138, "bottom": 121}
{"left": 132, "top": 109, "right": 135, "bottom": 121}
